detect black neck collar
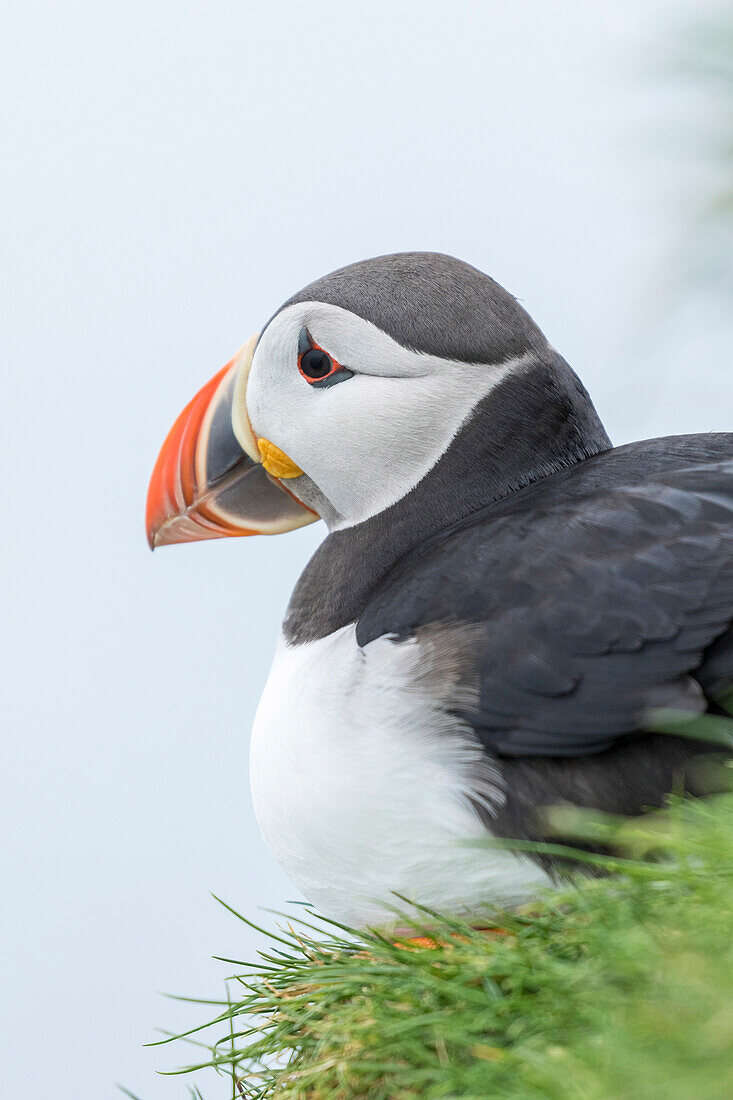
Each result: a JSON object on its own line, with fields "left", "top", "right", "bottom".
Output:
{"left": 284, "top": 352, "right": 611, "bottom": 644}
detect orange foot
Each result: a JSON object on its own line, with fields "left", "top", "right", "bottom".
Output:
{"left": 394, "top": 926, "right": 513, "bottom": 950}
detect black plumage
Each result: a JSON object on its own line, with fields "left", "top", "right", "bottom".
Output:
{"left": 278, "top": 253, "right": 733, "bottom": 858}
{"left": 357, "top": 440, "right": 733, "bottom": 756}
{"left": 356, "top": 437, "right": 733, "bottom": 853}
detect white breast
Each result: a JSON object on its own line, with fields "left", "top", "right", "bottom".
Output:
{"left": 249, "top": 625, "right": 551, "bottom": 928}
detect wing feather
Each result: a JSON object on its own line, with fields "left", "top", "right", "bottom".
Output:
{"left": 357, "top": 455, "right": 733, "bottom": 756}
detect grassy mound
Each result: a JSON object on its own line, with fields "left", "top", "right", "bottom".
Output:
{"left": 156, "top": 784, "right": 733, "bottom": 1099}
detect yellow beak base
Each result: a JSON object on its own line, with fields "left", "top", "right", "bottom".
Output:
{"left": 257, "top": 438, "right": 304, "bottom": 479}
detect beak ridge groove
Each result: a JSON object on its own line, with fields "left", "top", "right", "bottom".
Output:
{"left": 145, "top": 338, "right": 318, "bottom": 548}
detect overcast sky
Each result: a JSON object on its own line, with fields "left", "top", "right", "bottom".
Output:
{"left": 2, "top": 1, "right": 730, "bottom": 1097}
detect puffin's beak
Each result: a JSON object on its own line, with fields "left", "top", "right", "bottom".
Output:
{"left": 145, "top": 335, "right": 318, "bottom": 548}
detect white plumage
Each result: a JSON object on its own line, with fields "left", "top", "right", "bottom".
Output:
{"left": 250, "top": 625, "right": 551, "bottom": 927}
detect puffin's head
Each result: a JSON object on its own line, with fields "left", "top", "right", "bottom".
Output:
{"left": 146, "top": 252, "right": 610, "bottom": 547}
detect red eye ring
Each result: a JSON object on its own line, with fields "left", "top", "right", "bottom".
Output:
{"left": 297, "top": 328, "right": 354, "bottom": 389}
{"left": 299, "top": 343, "right": 339, "bottom": 383}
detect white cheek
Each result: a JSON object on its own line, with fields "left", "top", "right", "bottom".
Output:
{"left": 245, "top": 303, "right": 528, "bottom": 528}
{"left": 297, "top": 368, "right": 504, "bottom": 523}
{"left": 246, "top": 349, "right": 302, "bottom": 445}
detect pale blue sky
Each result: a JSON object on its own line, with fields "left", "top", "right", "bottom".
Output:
{"left": 1, "top": 1, "right": 730, "bottom": 1097}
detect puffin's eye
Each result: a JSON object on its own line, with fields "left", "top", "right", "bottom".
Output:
{"left": 297, "top": 327, "right": 354, "bottom": 389}
{"left": 300, "top": 348, "right": 332, "bottom": 380}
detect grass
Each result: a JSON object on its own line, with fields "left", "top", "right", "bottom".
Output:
{"left": 152, "top": 769, "right": 733, "bottom": 1100}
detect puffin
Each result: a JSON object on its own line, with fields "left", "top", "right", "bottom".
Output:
{"left": 146, "top": 252, "right": 733, "bottom": 928}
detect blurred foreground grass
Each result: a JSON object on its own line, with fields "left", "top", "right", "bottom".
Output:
{"left": 155, "top": 782, "right": 733, "bottom": 1100}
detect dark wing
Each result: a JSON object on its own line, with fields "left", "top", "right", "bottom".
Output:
{"left": 357, "top": 455, "right": 733, "bottom": 756}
